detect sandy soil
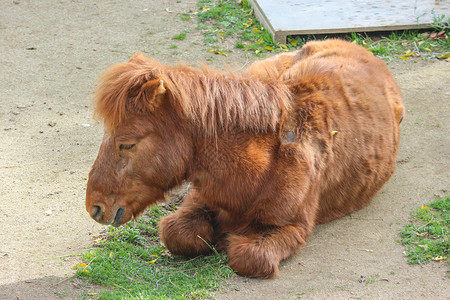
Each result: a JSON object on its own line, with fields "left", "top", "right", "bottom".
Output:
{"left": 0, "top": 1, "right": 448, "bottom": 299}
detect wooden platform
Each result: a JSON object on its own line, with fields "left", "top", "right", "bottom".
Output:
{"left": 249, "top": 0, "right": 450, "bottom": 43}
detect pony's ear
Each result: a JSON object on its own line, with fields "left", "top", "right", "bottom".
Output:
{"left": 140, "top": 79, "right": 167, "bottom": 112}
{"left": 128, "top": 52, "right": 148, "bottom": 64}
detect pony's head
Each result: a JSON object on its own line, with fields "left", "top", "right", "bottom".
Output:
{"left": 86, "top": 52, "right": 291, "bottom": 226}
{"left": 85, "top": 53, "right": 192, "bottom": 226}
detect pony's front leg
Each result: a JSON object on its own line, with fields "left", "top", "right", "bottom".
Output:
{"left": 159, "top": 193, "right": 215, "bottom": 257}
{"left": 226, "top": 225, "right": 307, "bottom": 278}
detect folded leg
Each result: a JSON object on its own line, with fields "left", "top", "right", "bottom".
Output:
{"left": 159, "top": 191, "right": 215, "bottom": 257}
{"left": 226, "top": 224, "right": 307, "bottom": 278}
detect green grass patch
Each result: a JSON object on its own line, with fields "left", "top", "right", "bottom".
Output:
{"left": 400, "top": 196, "right": 449, "bottom": 265}
{"left": 76, "top": 205, "right": 233, "bottom": 299}
{"left": 195, "top": 1, "right": 449, "bottom": 59}
{"left": 179, "top": 13, "right": 192, "bottom": 21}
{"left": 172, "top": 33, "right": 187, "bottom": 40}
{"left": 347, "top": 30, "right": 449, "bottom": 60}
{"left": 196, "top": 0, "right": 287, "bottom": 55}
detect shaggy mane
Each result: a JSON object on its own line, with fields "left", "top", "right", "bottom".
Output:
{"left": 94, "top": 55, "right": 292, "bottom": 134}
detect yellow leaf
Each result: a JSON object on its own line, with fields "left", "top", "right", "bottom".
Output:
{"left": 151, "top": 254, "right": 159, "bottom": 258}
{"left": 253, "top": 28, "right": 262, "bottom": 34}
{"left": 242, "top": 22, "right": 250, "bottom": 27}
{"left": 436, "top": 53, "right": 450, "bottom": 59}
{"left": 264, "top": 46, "right": 274, "bottom": 51}
{"left": 289, "top": 39, "right": 297, "bottom": 47}
{"left": 424, "top": 48, "right": 431, "bottom": 52}
{"left": 400, "top": 51, "right": 416, "bottom": 60}
{"left": 256, "top": 37, "right": 264, "bottom": 44}
{"left": 148, "top": 260, "right": 156, "bottom": 264}
{"left": 433, "top": 256, "right": 447, "bottom": 261}
{"left": 331, "top": 130, "right": 339, "bottom": 136}
{"left": 82, "top": 269, "right": 90, "bottom": 274}
{"left": 109, "top": 252, "right": 114, "bottom": 258}
{"left": 255, "top": 50, "right": 260, "bottom": 54}
{"left": 219, "top": 36, "right": 224, "bottom": 40}
{"left": 87, "top": 293, "right": 98, "bottom": 296}
{"left": 279, "top": 44, "right": 288, "bottom": 51}
{"left": 72, "top": 263, "right": 87, "bottom": 269}
{"left": 208, "top": 49, "right": 227, "bottom": 56}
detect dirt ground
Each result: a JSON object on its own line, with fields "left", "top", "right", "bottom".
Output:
{"left": 0, "top": 1, "right": 448, "bottom": 299}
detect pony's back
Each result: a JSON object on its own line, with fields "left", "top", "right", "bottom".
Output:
{"left": 249, "top": 39, "right": 404, "bottom": 224}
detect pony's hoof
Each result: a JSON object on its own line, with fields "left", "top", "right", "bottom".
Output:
{"left": 227, "top": 235, "right": 279, "bottom": 279}
{"left": 159, "top": 211, "right": 214, "bottom": 257}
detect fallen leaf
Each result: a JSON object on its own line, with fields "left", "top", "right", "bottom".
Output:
{"left": 357, "top": 248, "right": 374, "bottom": 252}
{"left": 399, "top": 51, "right": 420, "bottom": 60}
{"left": 72, "top": 263, "right": 87, "bottom": 269}
{"left": 264, "top": 46, "right": 274, "bottom": 51}
{"left": 253, "top": 27, "right": 262, "bottom": 34}
{"left": 436, "top": 53, "right": 450, "bottom": 59}
{"left": 331, "top": 130, "right": 339, "bottom": 136}
{"left": 279, "top": 44, "right": 288, "bottom": 51}
{"left": 432, "top": 256, "right": 447, "bottom": 261}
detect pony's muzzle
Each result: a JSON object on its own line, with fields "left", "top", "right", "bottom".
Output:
{"left": 90, "top": 204, "right": 125, "bottom": 227}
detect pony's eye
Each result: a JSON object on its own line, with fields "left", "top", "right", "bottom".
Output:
{"left": 119, "top": 144, "right": 136, "bottom": 150}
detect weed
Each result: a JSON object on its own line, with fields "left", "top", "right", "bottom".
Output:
{"left": 179, "top": 13, "right": 192, "bottom": 21}
{"left": 365, "top": 277, "right": 376, "bottom": 285}
{"left": 400, "top": 196, "right": 449, "bottom": 265}
{"left": 234, "top": 41, "right": 245, "bottom": 49}
{"left": 196, "top": 0, "right": 290, "bottom": 55}
{"left": 169, "top": 44, "right": 178, "bottom": 49}
{"left": 172, "top": 33, "right": 187, "bottom": 40}
{"left": 430, "top": 11, "right": 450, "bottom": 32}
{"left": 76, "top": 205, "right": 233, "bottom": 299}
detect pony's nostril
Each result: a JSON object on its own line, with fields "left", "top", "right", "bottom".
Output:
{"left": 91, "top": 205, "right": 103, "bottom": 220}
{"left": 112, "top": 207, "right": 125, "bottom": 227}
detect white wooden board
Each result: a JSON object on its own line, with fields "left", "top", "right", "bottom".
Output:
{"left": 249, "top": 0, "right": 450, "bottom": 43}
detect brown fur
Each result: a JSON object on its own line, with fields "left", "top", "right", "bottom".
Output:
{"left": 86, "top": 39, "right": 404, "bottom": 278}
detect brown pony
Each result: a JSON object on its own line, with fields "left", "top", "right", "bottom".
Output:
{"left": 86, "top": 39, "right": 404, "bottom": 278}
